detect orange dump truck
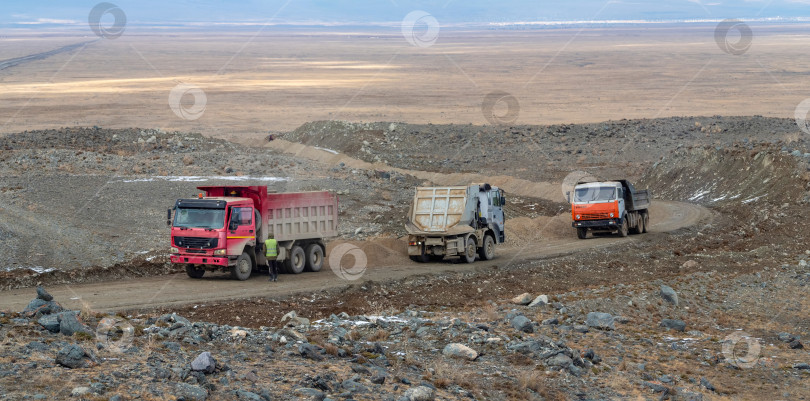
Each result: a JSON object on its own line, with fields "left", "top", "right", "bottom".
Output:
{"left": 568, "top": 180, "right": 650, "bottom": 239}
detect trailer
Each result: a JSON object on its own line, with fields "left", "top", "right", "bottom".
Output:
{"left": 169, "top": 186, "right": 338, "bottom": 280}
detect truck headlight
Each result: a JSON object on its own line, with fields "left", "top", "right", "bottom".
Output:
{"left": 609, "top": 213, "right": 614, "bottom": 217}
{"left": 213, "top": 249, "right": 226, "bottom": 256}
{"left": 575, "top": 215, "right": 580, "bottom": 219}
{"left": 170, "top": 247, "right": 179, "bottom": 254}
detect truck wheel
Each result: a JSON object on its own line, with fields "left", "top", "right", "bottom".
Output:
{"left": 638, "top": 213, "right": 646, "bottom": 234}
{"left": 642, "top": 212, "right": 649, "bottom": 233}
{"left": 462, "top": 237, "right": 477, "bottom": 263}
{"left": 478, "top": 235, "right": 495, "bottom": 260}
{"left": 305, "top": 243, "right": 324, "bottom": 272}
{"left": 186, "top": 265, "right": 205, "bottom": 279}
{"left": 576, "top": 227, "right": 588, "bottom": 239}
{"left": 618, "top": 217, "right": 629, "bottom": 237}
{"left": 286, "top": 245, "right": 306, "bottom": 274}
{"left": 230, "top": 252, "right": 252, "bottom": 280}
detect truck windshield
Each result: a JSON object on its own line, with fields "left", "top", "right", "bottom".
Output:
{"left": 174, "top": 208, "right": 225, "bottom": 229}
{"left": 574, "top": 187, "right": 616, "bottom": 203}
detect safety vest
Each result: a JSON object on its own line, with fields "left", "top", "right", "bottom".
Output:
{"left": 264, "top": 238, "right": 278, "bottom": 258}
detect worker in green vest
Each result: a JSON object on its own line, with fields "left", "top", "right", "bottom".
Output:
{"left": 264, "top": 234, "right": 279, "bottom": 282}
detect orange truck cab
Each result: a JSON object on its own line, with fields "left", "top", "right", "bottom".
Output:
{"left": 569, "top": 180, "right": 650, "bottom": 239}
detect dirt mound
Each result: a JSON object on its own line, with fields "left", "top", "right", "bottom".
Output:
{"left": 326, "top": 238, "right": 408, "bottom": 269}
{"left": 505, "top": 215, "right": 572, "bottom": 246}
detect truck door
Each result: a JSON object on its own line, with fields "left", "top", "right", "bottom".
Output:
{"left": 617, "top": 187, "right": 626, "bottom": 218}
{"left": 227, "top": 206, "right": 256, "bottom": 247}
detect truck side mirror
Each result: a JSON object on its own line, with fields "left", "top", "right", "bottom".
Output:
{"left": 166, "top": 208, "right": 172, "bottom": 226}
{"left": 565, "top": 191, "right": 570, "bottom": 203}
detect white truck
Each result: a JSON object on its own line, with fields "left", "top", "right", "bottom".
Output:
{"left": 405, "top": 184, "right": 505, "bottom": 263}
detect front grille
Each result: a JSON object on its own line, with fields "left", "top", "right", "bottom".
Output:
{"left": 580, "top": 213, "right": 610, "bottom": 220}
{"left": 185, "top": 249, "right": 208, "bottom": 254}
{"left": 175, "top": 236, "right": 218, "bottom": 249}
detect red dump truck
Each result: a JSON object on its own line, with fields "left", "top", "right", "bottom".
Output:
{"left": 568, "top": 179, "right": 650, "bottom": 239}
{"left": 169, "top": 185, "right": 338, "bottom": 280}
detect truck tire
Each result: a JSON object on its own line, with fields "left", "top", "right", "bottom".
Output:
{"left": 638, "top": 213, "right": 646, "bottom": 234}
{"left": 642, "top": 212, "right": 649, "bottom": 233}
{"left": 576, "top": 227, "right": 588, "bottom": 239}
{"left": 629, "top": 213, "right": 642, "bottom": 235}
{"left": 286, "top": 245, "right": 306, "bottom": 274}
{"left": 478, "top": 235, "right": 495, "bottom": 260}
{"left": 186, "top": 265, "right": 205, "bottom": 279}
{"left": 462, "top": 237, "right": 477, "bottom": 263}
{"left": 618, "top": 216, "right": 629, "bottom": 237}
{"left": 230, "top": 252, "right": 252, "bottom": 281}
{"left": 305, "top": 243, "right": 324, "bottom": 272}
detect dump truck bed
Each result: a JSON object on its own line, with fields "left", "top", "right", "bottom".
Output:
{"left": 407, "top": 186, "right": 476, "bottom": 234}
{"left": 265, "top": 191, "right": 339, "bottom": 241}
{"left": 618, "top": 180, "right": 651, "bottom": 211}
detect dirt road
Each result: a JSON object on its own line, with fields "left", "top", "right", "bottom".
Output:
{"left": 0, "top": 200, "right": 708, "bottom": 312}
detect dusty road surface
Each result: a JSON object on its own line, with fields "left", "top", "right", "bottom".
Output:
{"left": 0, "top": 200, "right": 707, "bottom": 312}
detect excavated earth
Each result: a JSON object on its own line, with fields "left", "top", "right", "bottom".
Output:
{"left": 0, "top": 117, "right": 809, "bottom": 400}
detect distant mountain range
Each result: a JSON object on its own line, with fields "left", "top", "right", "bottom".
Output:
{"left": 4, "top": 0, "right": 810, "bottom": 26}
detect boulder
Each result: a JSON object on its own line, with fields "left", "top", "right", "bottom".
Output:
{"left": 298, "top": 344, "right": 324, "bottom": 361}
{"left": 660, "top": 285, "right": 679, "bottom": 306}
{"left": 511, "top": 315, "right": 533, "bottom": 333}
{"left": 528, "top": 295, "right": 549, "bottom": 307}
{"left": 58, "top": 312, "right": 92, "bottom": 337}
{"left": 511, "top": 293, "right": 533, "bottom": 305}
{"left": 293, "top": 388, "right": 326, "bottom": 401}
{"left": 660, "top": 319, "right": 686, "bottom": 332}
{"left": 55, "top": 344, "right": 95, "bottom": 369}
{"left": 37, "top": 315, "right": 60, "bottom": 333}
{"left": 36, "top": 286, "right": 54, "bottom": 302}
{"left": 191, "top": 352, "right": 217, "bottom": 374}
{"left": 442, "top": 343, "right": 478, "bottom": 361}
{"left": 585, "top": 312, "right": 615, "bottom": 330}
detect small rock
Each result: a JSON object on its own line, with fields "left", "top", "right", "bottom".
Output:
{"left": 681, "top": 260, "right": 698, "bottom": 269}
{"left": 777, "top": 332, "right": 795, "bottom": 342}
{"left": 789, "top": 339, "right": 804, "bottom": 349}
{"left": 58, "top": 312, "right": 92, "bottom": 337}
{"left": 585, "top": 312, "right": 615, "bottom": 331}
{"left": 544, "top": 353, "right": 573, "bottom": 369}
{"left": 70, "top": 387, "right": 91, "bottom": 397}
{"left": 36, "top": 286, "right": 53, "bottom": 302}
{"left": 191, "top": 352, "right": 217, "bottom": 374}
{"left": 793, "top": 363, "right": 810, "bottom": 370}
{"left": 37, "top": 315, "right": 60, "bottom": 333}
{"left": 528, "top": 295, "right": 549, "bottom": 307}
{"left": 399, "top": 385, "right": 435, "bottom": 401}
{"left": 659, "top": 285, "right": 679, "bottom": 306}
{"left": 660, "top": 319, "right": 686, "bottom": 332}
{"left": 442, "top": 343, "right": 478, "bottom": 361}
{"left": 175, "top": 383, "right": 208, "bottom": 401}
{"left": 699, "top": 377, "right": 716, "bottom": 392}
{"left": 293, "top": 388, "right": 325, "bottom": 401}
{"left": 299, "top": 344, "right": 324, "bottom": 361}
{"left": 510, "top": 315, "right": 534, "bottom": 333}
{"left": 145, "top": 135, "right": 157, "bottom": 144}
{"left": 542, "top": 318, "right": 559, "bottom": 325}
{"left": 511, "top": 293, "right": 533, "bottom": 305}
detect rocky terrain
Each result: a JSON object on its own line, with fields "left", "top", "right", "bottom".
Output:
{"left": 1, "top": 116, "right": 810, "bottom": 399}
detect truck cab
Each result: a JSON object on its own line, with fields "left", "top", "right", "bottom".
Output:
{"left": 570, "top": 180, "right": 650, "bottom": 239}
{"left": 170, "top": 193, "right": 258, "bottom": 280}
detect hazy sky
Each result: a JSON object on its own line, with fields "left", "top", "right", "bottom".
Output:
{"left": 4, "top": 0, "right": 810, "bottom": 25}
